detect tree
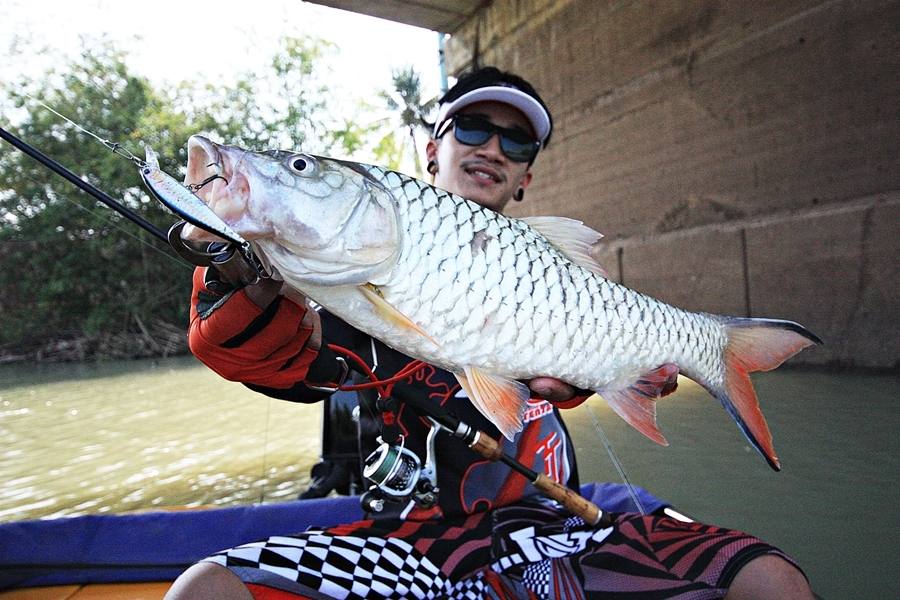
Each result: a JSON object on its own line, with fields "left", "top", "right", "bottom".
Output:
{"left": 383, "top": 67, "right": 436, "bottom": 176}
{"left": 0, "top": 37, "right": 340, "bottom": 360}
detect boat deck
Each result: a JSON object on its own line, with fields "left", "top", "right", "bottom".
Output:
{"left": 0, "top": 582, "right": 170, "bottom": 599}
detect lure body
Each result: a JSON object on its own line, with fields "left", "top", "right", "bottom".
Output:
{"left": 140, "top": 147, "right": 247, "bottom": 246}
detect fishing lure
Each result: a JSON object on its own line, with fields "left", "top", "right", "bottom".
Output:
{"left": 139, "top": 147, "right": 269, "bottom": 285}
{"left": 140, "top": 147, "right": 246, "bottom": 247}
{"left": 20, "top": 92, "right": 266, "bottom": 284}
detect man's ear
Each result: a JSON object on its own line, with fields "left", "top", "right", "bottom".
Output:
{"left": 425, "top": 139, "right": 438, "bottom": 162}
{"left": 519, "top": 171, "right": 533, "bottom": 190}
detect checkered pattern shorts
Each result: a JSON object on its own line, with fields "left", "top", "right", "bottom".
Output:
{"left": 203, "top": 503, "right": 803, "bottom": 599}
{"left": 208, "top": 532, "right": 448, "bottom": 598}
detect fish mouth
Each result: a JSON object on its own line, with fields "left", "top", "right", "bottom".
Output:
{"left": 183, "top": 135, "right": 254, "bottom": 241}
{"left": 186, "top": 135, "right": 229, "bottom": 203}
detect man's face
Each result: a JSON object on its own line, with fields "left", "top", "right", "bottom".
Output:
{"left": 427, "top": 101, "right": 535, "bottom": 213}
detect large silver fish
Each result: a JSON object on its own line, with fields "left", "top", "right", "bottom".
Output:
{"left": 182, "top": 135, "right": 821, "bottom": 470}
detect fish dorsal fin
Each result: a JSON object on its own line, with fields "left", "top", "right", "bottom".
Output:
{"left": 521, "top": 216, "right": 608, "bottom": 277}
{"left": 456, "top": 367, "right": 530, "bottom": 441}
{"left": 359, "top": 283, "right": 439, "bottom": 346}
{"left": 598, "top": 363, "right": 679, "bottom": 446}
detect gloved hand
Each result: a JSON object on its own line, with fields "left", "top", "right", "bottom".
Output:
{"left": 188, "top": 267, "right": 320, "bottom": 387}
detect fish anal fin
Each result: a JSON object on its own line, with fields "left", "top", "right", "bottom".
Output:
{"left": 456, "top": 367, "right": 530, "bottom": 441}
{"left": 359, "top": 284, "right": 439, "bottom": 347}
{"left": 521, "top": 216, "right": 608, "bottom": 277}
{"left": 599, "top": 363, "right": 679, "bottom": 446}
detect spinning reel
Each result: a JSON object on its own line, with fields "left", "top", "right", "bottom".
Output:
{"left": 360, "top": 416, "right": 441, "bottom": 513}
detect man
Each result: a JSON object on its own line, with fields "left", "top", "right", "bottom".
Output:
{"left": 166, "top": 67, "right": 813, "bottom": 599}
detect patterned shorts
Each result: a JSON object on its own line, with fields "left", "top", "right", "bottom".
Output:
{"left": 204, "top": 502, "right": 803, "bottom": 599}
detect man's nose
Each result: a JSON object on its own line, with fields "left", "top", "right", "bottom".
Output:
{"left": 474, "top": 133, "right": 505, "bottom": 162}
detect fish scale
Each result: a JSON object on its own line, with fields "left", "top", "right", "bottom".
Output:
{"left": 364, "top": 167, "right": 683, "bottom": 385}
{"left": 182, "top": 136, "right": 821, "bottom": 468}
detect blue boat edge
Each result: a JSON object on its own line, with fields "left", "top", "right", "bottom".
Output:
{"left": 0, "top": 482, "right": 667, "bottom": 590}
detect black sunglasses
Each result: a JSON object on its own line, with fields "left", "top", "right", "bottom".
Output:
{"left": 436, "top": 114, "right": 541, "bottom": 163}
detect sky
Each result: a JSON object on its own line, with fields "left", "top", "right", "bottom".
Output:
{"left": 0, "top": 0, "right": 445, "bottom": 167}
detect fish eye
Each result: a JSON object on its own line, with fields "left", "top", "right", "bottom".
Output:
{"left": 287, "top": 154, "right": 316, "bottom": 175}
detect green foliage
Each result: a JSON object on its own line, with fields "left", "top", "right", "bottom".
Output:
{"left": 375, "top": 66, "right": 436, "bottom": 175}
{"left": 372, "top": 131, "right": 407, "bottom": 172}
{"left": 383, "top": 66, "right": 435, "bottom": 131}
{"left": 0, "top": 37, "right": 347, "bottom": 359}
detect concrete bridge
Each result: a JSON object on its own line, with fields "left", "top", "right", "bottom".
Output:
{"left": 313, "top": 0, "right": 899, "bottom": 370}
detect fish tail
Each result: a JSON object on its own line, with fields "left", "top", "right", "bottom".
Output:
{"left": 712, "top": 317, "right": 822, "bottom": 470}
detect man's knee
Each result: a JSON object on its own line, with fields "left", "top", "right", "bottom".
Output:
{"left": 725, "top": 554, "right": 813, "bottom": 600}
{"left": 165, "top": 561, "right": 253, "bottom": 600}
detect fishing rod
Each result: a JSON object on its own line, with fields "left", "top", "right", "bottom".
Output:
{"left": 0, "top": 125, "right": 255, "bottom": 281}
{"left": 1, "top": 97, "right": 266, "bottom": 286}
{"left": 0, "top": 126, "right": 168, "bottom": 243}
{"left": 329, "top": 343, "right": 613, "bottom": 527}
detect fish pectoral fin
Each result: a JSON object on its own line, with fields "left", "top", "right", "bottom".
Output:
{"left": 598, "top": 363, "right": 679, "bottom": 446}
{"left": 358, "top": 284, "right": 439, "bottom": 347}
{"left": 456, "top": 367, "right": 530, "bottom": 441}
{"left": 521, "top": 216, "right": 609, "bottom": 277}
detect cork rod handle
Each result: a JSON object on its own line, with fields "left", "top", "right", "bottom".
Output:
{"left": 469, "top": 432, "right": 611, "bottom": 527}
{"left": 533, "top": 473, "right": 610, "bottom": 526}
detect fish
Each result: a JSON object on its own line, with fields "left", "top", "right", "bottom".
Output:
{"left": 181, "top": 135, "right": 821, "bottom": 470}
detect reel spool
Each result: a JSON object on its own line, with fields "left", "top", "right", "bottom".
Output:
{"left": 363, "top": 438, "right": 422, "bottom": 498}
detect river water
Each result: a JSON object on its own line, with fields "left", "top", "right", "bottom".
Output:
{"left": 0, "top": 356, "right": 321, "bottom": 521}
{"left": 1, "top": 357, "right": 897, "bottom": 598}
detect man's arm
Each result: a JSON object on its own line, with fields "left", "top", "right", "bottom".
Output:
{"left": 191, "top": 266, "right": 592, "bottom": 406}
{"left": 188, "top": 268, "right": 345, "bottom": 399}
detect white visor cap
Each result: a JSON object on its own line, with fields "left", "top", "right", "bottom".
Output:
{"left": 432, "top": 85, "right": 551, "bottom": 144}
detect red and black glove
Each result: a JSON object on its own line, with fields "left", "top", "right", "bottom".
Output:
{"left": 187, "top": 267, "right": 321, "bottom": 389}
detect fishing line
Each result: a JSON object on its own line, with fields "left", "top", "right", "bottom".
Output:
{"left": 21, "top": 92, "right": 145, "bottom": 166}
{"left": 587, "top": 402, "right": 646, "bottom": 514}
{"left": 258, "top": 397, "right": 273, "bottom": 505}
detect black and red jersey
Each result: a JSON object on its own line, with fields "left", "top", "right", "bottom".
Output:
{"left": 188, "top": 267, "right": 584, "bottom": 520}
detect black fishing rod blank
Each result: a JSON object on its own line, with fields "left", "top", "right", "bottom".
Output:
{"left": 0, "top": 126, "right": 168, "bottom": 243}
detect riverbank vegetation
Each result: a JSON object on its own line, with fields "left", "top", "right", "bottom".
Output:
{"left": 1, "top": 38, "right": 431, "bottom": 362}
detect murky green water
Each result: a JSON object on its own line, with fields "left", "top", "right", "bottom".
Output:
{"left": 1, "top": 359, "right": 897, "bottom": 598}
{"left": 0, "top": 356, "right": 321, "bottom": 521}
{"left": 565, "top": 370, "right": 900, "bottom": 600}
